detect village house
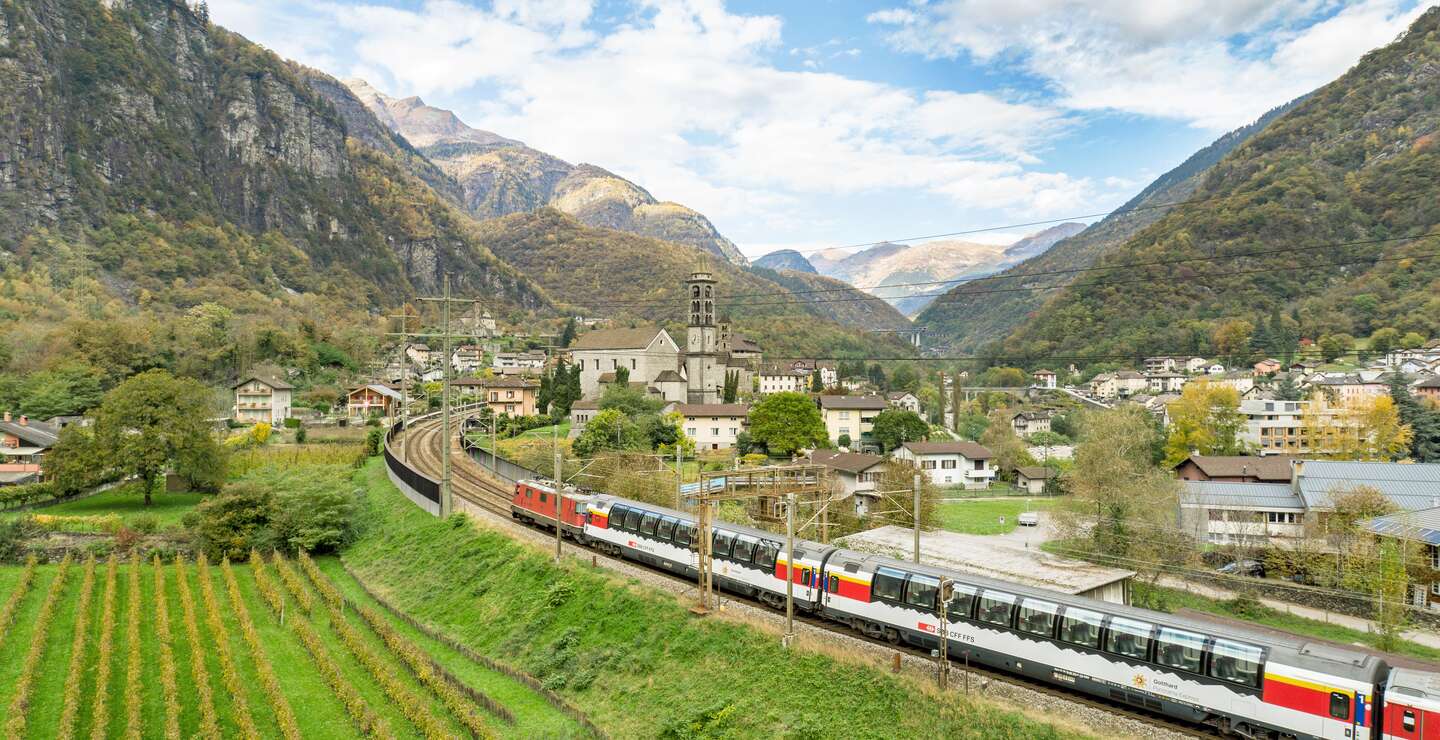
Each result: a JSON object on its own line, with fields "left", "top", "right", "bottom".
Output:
{"left": 451, "top": 377, "right": 486, "bottom": 398}
{"left": 1172, "top": 454, "right": 1295, "bottom": 483}
{"left": 1090, "top": 370, "right": 1147, "bottom": 400}
{"left": 665, "top": 403, "right": 749, "bottom": 450}
{"left": 893, "top": 440, "right": 995, "bottom": 489}
{"left": 480, "top": 377, "right": 540, "bottom": 417}
{"left": 403, "top": 343, "right": 433, "bottom": 367}
{"left": 568, "top": 399, "right": 600, "bottom": 437}
{"left": 492, "top": 351, "right": 546, "bottom": 374}
{"left": 1143, "top": 356, "right": 1179, "bottom": 373}
{"left": 885, "top": 391, "right": 921, "bottom": 414}
{"left": 757, "top": 364, "right": 809, "bottom": 394}
{"left": 726, "top": 335, "right": 763, "bottom": 365}
{"left": 450, "top": 345, "right": 484, "bottom": 374}
{"left": 570, "top": 326, "right": 682, "bottom": 400}
{"left": 1211, "top": 371, "right": 1256, "bottom": 396}
{"left": 1033, "top": 369, "right": 1057, "bottom": 389}
{"left": 231, "top": 375, "right": 293, "bottom": 425}
{"left": 806, "top": 449, "right": 886, "bottom": 515}
{"left": 1415, "top": 376, "right": 1440, "bottom": 403}
{"left": 1206, "top": 363, "right": 1226, "bottom": 375}
{"left": 1239, "top": 398, "right": 1367, "bottom": 456}
{"left": 0, "top": 413, "right": 60, "bottom": 486}
{"left": 1366, "top": 507, "right": 1440, "bottom": 610}
{"left": 1309, "top": 374, "right": 1391, "bottom": 403}
{"left": 1015, "top": 466, "right": 1055, "bottom": 494}
{"left": 791, "top": 360, "right": 838, "bottom": 388}
{"left": 1146, "top": 372, "right": 1188, "bottom": 394}
{"left": 346, "top": 384, "right": 403, "bottom": 420}
{"left": 1009, "top": 410, "right": 1051, "bottom": 437}
{"left": 1253, "top": 358, "right": 1282, "bottom": 375}
{"left": 817, "top": 395, "right": 888, "bottom": 448}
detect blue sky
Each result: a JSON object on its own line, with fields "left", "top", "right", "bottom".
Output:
{"left": 210, "top": 0, "right": 1433, "bottom": 258}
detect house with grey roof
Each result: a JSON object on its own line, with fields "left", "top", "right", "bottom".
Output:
{"left": 1179, "top": 481, "right": 1307, "bottom": 546}
{"left": 806, "top": 449, "right": 887, "bottom": 514}
{"left": 0, "top": 412, "right": 61, "bottom": 486}
{"left": 893, "top": 441, "right": 995, "bottom": 490}
{"left": 570, "top": 326, "right": 681, "bottom": 400}
{"left": 1366, "top": 506, "right": 1440, "bottom": 610}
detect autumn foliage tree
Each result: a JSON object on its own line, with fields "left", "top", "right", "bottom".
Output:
{"left": 1163, "top": 380, "right": 1244, "bottom": 465}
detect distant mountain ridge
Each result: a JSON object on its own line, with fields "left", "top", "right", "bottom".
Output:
{"left": 917, "top": 95, "right": 1305, "bottom": 351}
{"left": 754, "top": 249, "right": 818, "bottom": 273}
{"left": 344, "top": 79, "right": 748, "bottom": 265}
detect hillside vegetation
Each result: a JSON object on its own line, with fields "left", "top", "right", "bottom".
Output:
{"left": 919, "top": 99, "right": 1301, "bottom": 352}
{"left": 994, "top": 8, "right": 1440, "bottom": 363}
{"left": 478, "top": 208, "right": 914, "bottom": 358}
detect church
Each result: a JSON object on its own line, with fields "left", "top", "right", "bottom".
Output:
{"left": 568, "top": 263, "right": 757, "bottom": 406}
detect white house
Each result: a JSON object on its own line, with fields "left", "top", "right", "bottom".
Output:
{"left": 1009, "top": 411, "right": 1051, "bottom": 438}
{"left": 451, "top": 345, "right": 484, "bottom": 374}
{"left": 757, "top": 365, "right": 810, "bottom": 394}
{"left": 1033, "top": 369, "right": 1057, "bottom": 389}
{"left": 232, "top": 375, "right": 293, "bottom": 425}
{"left": 893, "top": 441, "right": 995, "bottom": 490}
{"left": 403, "top": 343, "right": 432, "bottom": 367}
{"left": 570, "top": 326, "right": 681, "bottom": 400}
{"left": 666, "top": 403, "right": 750, "bottom": 451}
{"left": 886, "top": 391, "right": 921, "bottom": 414}
{"left": 1206, "top": 363, "right": 1226, "bottom": 375}
{"left": 1146, "top": 373, "right": 1188, "bottom": 393}
{"left": 493, "top": 351, "right": 546, "bottom": 373}
{"left": 1015, "top": 466, "right": 1055, "bottom": 494}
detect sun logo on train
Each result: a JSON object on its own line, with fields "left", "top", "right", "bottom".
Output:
{"left": 1132, "top": 675, "right": 1147, "bottom": 689}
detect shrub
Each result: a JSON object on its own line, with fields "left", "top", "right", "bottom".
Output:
{"left": 130, "top": 513, "right": 160, "bottom": 534}
{"left": 283, "top": 417, "right": 302, "bottom": 429}
{"left": 0, "top": 482, "right": 59, "bottom": 509}
{"left": 294, "top": 426, "right": 307, "bottom": 443}
{"left": 365, "top": 427, "right": 385, "bottom": 455}
{"left": 271, "top": 482, "right": 357, "bottom": 554}
{"left": 192, "top": 483, "right": 278, "bottom": 561}
{"left": 0, "top": 517, "right": 39, "bottom": 562}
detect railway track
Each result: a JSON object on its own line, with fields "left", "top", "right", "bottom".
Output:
{"left": 394, "top": 418, "right": 1213, "bottom": 738}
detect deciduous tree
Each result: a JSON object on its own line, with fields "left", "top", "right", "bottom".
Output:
{"left": 748, "top": 392, "right": 827, "bottom": 456}
{"left": 870, "top": 409, "right": 928, "bottom": 453}
{"left": 1163, "top": 380, "right": 1244, "bottom": 465}
{"left": 980, "top": 410, "right": 1034, "bottom": 479}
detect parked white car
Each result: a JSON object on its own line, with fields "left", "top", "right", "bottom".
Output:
{"left": 1017, "top": 511, "right": 1040, "bottom": 527}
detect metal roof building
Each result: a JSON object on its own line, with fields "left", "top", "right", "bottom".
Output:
{"left": 1294, "top": 460, "right": 1440, "bottom": 512}
{"left": 1366, "top": 506, "right": 1440, "bottom": 547}
{"left": 1180, "top": 481, "right": 1306, "bottom": 511}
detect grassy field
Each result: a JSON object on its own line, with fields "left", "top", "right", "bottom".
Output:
{"left": 0, "top": 487, "right": 203, "bottom": 533}
{"left": 0, "top": 553, "right": 581, "bottom": 738}
{"left": 343, "top": 459, "right": 1083, "bottom": 738}
{"left": 938, "top": 497, "right": 1058, "bottom": 535}
{"left": 1134, "top": 583, "right": 1440, "bottom": 663}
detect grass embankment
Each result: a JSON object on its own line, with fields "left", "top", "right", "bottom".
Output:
{"left": 345, "top": 459, "right": 1083, "bottom": 738}
{"left": 0, "top": 552, "right": 576, "bottom": 737}
{"left": 938, "top": 498, "right": 1058, "bottom": 535}
{"left": 1135, "top": 583, "right": 1440, "bottom": 663}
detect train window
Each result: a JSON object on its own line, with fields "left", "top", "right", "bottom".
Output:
{"left": 754, "top": 541, "right": 779, "bottom": 570}
{"left": 871, "top": 567, "right": 907, "bottom": 603}
{"left": 843, "top": 562, "right": 859, "bottom": 573}
{"left": 1155, "top": 628, "right": 1206, "bottom": 674}
{"left": 946, "top": 584, "right": 977, "bottom": 621}
{"left": 1329, "top": 692, "right": 1350, "bottom": 720}
{"left": 1104, "top": 617, "right": 1153, "bottom": 661}
{"left": 656, "top": 517, "right": 678, "bottom": 541}
{"left": 732, "top": 536, "right": 756, "bottom": 564}
{"left": 828, "top": 575, "right": 839, "bottom": 593}
{"left": 976, "top": 591, "right": 1016, "bottom": 627}
{"left": 639, "top": 513, "right": 660, "bottom": 537}
{"left": 713, "top": 531, "right": 735, "bottom": 558}
{"left": 1059, "top": 608, "right": 1104, "bottom": 648}
{"left": 1208, "top": 639, "right": 1262, "bottom": 688}
{"left": 674, "top": 522, "right": 695, "bottom": 548}
{"left": 539, "top": 492, "right": 549, "bottom": 504}
{"left": 1016, "top": 599, "right": 1059, "bottom": 637}
{"left": 610, "top": 506, "right": 629, "bottom": 530}
{"left": 1403, "top": 709, "right": 1416, "bottom": 732}
{"left": 623, "top": 508, "right": 643, "bottom": 532}
{"left": 904, "top": 574, "right": 941, "bottom": 610}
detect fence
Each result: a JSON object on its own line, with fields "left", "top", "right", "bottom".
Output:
{"left": 384, "top": 420, "right": 440, "bottom": 515}
{"left": 459, "top": 437, "right": 539, "bottom": 489}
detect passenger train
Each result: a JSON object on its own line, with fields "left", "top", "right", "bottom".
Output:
{"left": 510, "top": 478, "right": 1440, "bottom": 739}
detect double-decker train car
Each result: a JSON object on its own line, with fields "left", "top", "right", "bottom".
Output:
{"left": 510, "top": 479, "right": 590, "bottom": 540}
{"left": 582, "top": 494, "right": 832, "bottom": 610}
{"left": 819, "top": 550, "right": 1384, "bottom": 739}
{"left": 498, "top": 481, "right": 1433, "bottom": 740}
{"left": 1383, "top": 668, "right": 1440, "bottom": 740}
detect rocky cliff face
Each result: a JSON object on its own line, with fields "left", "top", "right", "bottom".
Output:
{"left": 0, "top": 0, "right": 546, "bottom": 309}
{"left": 344, "top": 79, "right": 748, "bottom": 265}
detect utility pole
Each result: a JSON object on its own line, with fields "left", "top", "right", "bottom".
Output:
{"left": 404, "top": 273, "right": 482, "bottom": 519}
{"left": 675, "top": 443, "right": 683, "bottom": 509}
{"left": 913, "top": 472, "right": 922, "bottom": 563}
{"left": 937, "top": 578, "right": 953, "bottom": 690}
{"left": 554, "top": 448, "right": 563, "bottom": 563}
{"left": 387, "top": 309, "right": 415, "bottom": 462}
{"left": 784, "top": 491, "right": 796, "bottom": 648}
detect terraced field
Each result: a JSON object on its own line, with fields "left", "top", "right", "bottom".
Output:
{"left": 0, "top": 552, "right": 587, "bottom": 738}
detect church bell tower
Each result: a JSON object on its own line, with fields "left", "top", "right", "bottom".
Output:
{"left": 685, "top": 261, "right": 720, "bottom": 403}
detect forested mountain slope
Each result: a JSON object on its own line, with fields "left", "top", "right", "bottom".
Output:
{"left": 345, "top": 80, "right": 748, "bottom": 265}
{"left": 995, "top": 8, "right": 1440, "bottom": 363}
{"left": 918, "top": 99, "right": 1302, "bottom": 352}
{"left": 476, "top": 209, "right": 913, "bottom": 358}
{"left": 754, "top": 249, "right": 817, "bottom": 274}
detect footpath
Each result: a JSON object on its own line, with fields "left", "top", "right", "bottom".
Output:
{"left": 1157, "top": 575, "right": 1440, "bottom": 650}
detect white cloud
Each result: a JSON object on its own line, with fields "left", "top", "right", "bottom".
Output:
{"left": 870, "top": 0, "right": 1434, "bottom": 130}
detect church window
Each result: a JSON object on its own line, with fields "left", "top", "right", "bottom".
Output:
{"left": 631, "top": 359, "right": 637, "bottom": 369}
{"left": 692, "top": 285, "right": 701, "bottom": 298}
{"left": 704, "top": 286, "right": 712, "bottom": 298}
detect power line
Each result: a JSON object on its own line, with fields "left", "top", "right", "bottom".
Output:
{"left": 757, "top": 346, "right": 1394, "bottom": 363}
{"left": 581, "top": 231, "right": 1440, "bottom": 309}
